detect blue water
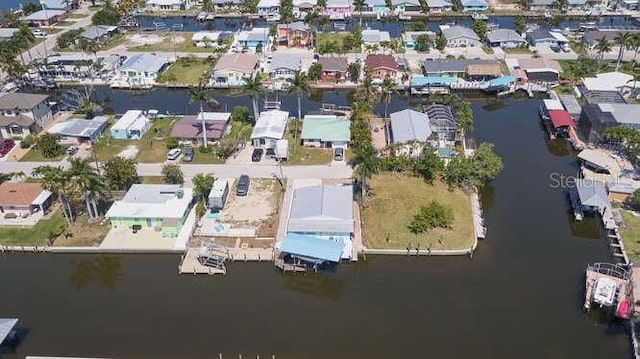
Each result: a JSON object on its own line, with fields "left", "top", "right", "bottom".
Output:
{"left": 0, "top": 0, "right": 26, "bottom": 12}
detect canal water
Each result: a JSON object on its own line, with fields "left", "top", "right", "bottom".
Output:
{"left": 0, "top": 91, "right": 632, "bottom": 358}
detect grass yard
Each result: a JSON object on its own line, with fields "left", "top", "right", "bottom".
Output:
{"left": 189, "top": 150, "right": 225, "bottom": 164}
{"left": 619, "top": 210, "right": 640, "bottom": 260}
{"left": 40, "top": 27, "right": 64, "bottom": 34}
{"left": 284, "top": 132, "right": 333, "bottom": 165}
{"left": 316, "top": 33, "right": 354, "bottom": 52}
{"left": 0, "top": 210, "right": 65, "bottom": 246}
{"left": 19, "top": 146, "right": 68, "bottom": 162}
{"left": 157, "top": 57, "right": 214, "bottom": 85}
{"left": 127, "top": 33, "right": 215, "bottom": 53}
{"left": 361, "top": 173, "right": 474, "bottom": 250}
{"left": 503, "top": 47, "right": 532, "bottom": 54}
{"left": 141, "top": 176, "right": 166, "bottom": 184}
{"left": 55, "top": 21, "right": 76, "bottom": 27}
{"left": 99, "top": 34, "right": 128, "bottom": 50}
{"left": 136, "top": 117, "right": 179, "bottom": 162}
{"left": 52, "top": 213, "right": 110, "bottom": 247}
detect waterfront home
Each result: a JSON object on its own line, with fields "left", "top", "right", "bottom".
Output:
{"left": 567, "top": 0, "right": 587, "bottom": 8}
{"left": 579, "top": 102, "right": 640, "bottom": 143}
{"left": 300, "top": 115, "right": 350, "bottom": 148}
{"left": 579, "top": 72, "right": 640, "bottom": 100}
{"left": 389, "top": 109, "right": 432, "bottom": 156}
{"left": 575, "top": 179, "right": 610, "bottom": 213}
{"left": 280, "top": 183, "right": 355, "bottom": 263}
{"left": 582, "top": 29, "right": 640, "bottom": 49}
{"left": 365, "top": 0, "right": 389, "bottom": 12}
{"left": 110, "top": 110, "right": 151, "bottom": 140}
{"left": 402, "top": 31, "right": 435, "bottom": 49}
{"left": 251, "top": 110, "right": 289, "bottom": 149}
{"left": 617, "top": 0, "right": 639, "bottom": 10}
{"left": 41, "top": 0, "right": 70, "bottom": 11}
{"left": 268, "top": 54, "right": 304, "bottom": 80}
{"left": 79, "top": 25, "right": 118, "bottom": 44}
{"left": 212, "top": 53, "right": 258, "bottom": 86}
{"left": 325, "top": 0, "right": 351, "bottom": 18}
{"left": 460, "top": 0, "right": 488, "bottom": 11}
{"left": 0, "top": 183, "right": 53, "bottom": 219}
{"left": 191, "top": 31, "right": 225, "bottom": 47}
{"left": 293, "top": 0, "right": 318, "bottom": 14}
{"left": 426, "top": 0, "right": 453, "bottom": 12}
{"left": 0, "top": 28, "right": 18, "bottom": 42}
{"left": 509, "top": 58, "right": 562, "bottom": 83}
{"left": 40, "top": 54, "right": 93, "bottom": 80}
{"left": 466, "top": 63, "right": 502, "bottom": 80}
{"left": 0, "top": 92, "right": 52, "bottom": 139}
{"left": 441, "top": 25, "right": 481, "bottom": 48}
{"left": 365, "top": 54, "right": 398, "bottom": 79}
{"left": 277, "top": 22, "right": 313, "bottom": 47}
{"left": 608, "top": 182, "right": 636, "bottom": 202}
{"left": 362, "top": 29, "right": 391, "bottom": 45}
{"left": 106, "top": 184, "right": 194, "bottom": 238}
{"left": 23, "top": 10, "right": 66, "bottom": 26}
{"left": 170, "top": 112, "right": 231, "bottom": 146}
{"left": 529, "top": 0, "right": 553, "bottom": 10}
{"left": 424, "top": 104, "right": 457, "bottom": 141}
{"left": 318, "top": 56, "right": 349, "bottom": 81}
{"left": 486, "top": 29, "right": 526, "bottom": 48}
{"left": 545, "top": 109, "right": 576, "bottom": 138}
{"left": 47, "top": 116, "right": 109, "bottom": 145}
{"left": 526, "top": 29, "right": 568, "bottom": 48}
{"left": 212, "top": 0, "right": 242, "bottom": 9}
{"left": 257, "top": 0, "right": 280, "bottom": 15}
{"left": 117, "top": 53, "right": 169, "bottom": 84}
{"left": 146, "top": 0, "right": 192, "bottom": 11}
{"left": 410, "top": 75, "right": 457, "bottom": 94}
{"left": 391, "top": 0, "right": 422, "bottom": 12}
{"left": 421, "top": 58, "right": 498, "bottom": 78}
{"left": 236, "top": 28, "right": 270, "bottom": 51}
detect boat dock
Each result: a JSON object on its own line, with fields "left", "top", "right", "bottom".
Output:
{"left": 568, "top": 189, "right": 583, "bottom": 221}
{"left": 584, "top": 263, "right": 632, "bottom": 318}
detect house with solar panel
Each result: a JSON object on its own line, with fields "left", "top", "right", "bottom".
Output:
{"left": 277, "top": 183, "right": 355, "bottom": 269}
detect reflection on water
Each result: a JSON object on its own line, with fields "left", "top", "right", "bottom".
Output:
{"left": 281, "top": 272, "right": 344, "bottom": 301}
{"left": 568, "top": 211, "right": 601, "bottom": 239}
{"left": 480, "top": 184, "right": 495, "bottom": 212}
{"left": 481, "top": 99, "right": 507, "bottom": 112}
{"left": 70, "top": 256, "right": 123, "bottom": 290}
{"left": 546, "top": 138, "right": 574, "bottom": 157}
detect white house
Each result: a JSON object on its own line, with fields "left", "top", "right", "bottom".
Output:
{"left": 48, "top": 116, "right": 109, "bottom": 145}
{"left": 110, "top": 110, "right": 151, "bottom": 140}
{"left": 250, "top": 110, "right": 289, "bottom": 149}
{"left": 257, "top": 0, "right": 280, "bottom": 15}
{"left": 362, "top": 29, "right": 391, "bottom": 45}
{"left": 441, "top": 25, "right": 481, "bottom": 48}
{"left": 115, "top": 53, "right": 169, "bottom": 86}
{"left": 146, "top": 0, "right": 192, "bottom": 11}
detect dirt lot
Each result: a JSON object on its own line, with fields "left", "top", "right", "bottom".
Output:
{"left": 222, "top": 179, "right": 283, "bottom": 237}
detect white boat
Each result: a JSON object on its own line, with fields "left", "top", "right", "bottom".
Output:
{"left": 470, "top": 12, "right": 488, "bottom": 20}
{"left": 266, "top": 14, "right": 281, "bottom": 22}
{"left": 197, "top": 12, "right": 207, "bottom": 21}
{"left": 592, "top": 277, "right": 617, "bottom": 307}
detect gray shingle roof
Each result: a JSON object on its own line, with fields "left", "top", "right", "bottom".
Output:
{"left": 269, "top": 54, "right": 303, "bottom": 72}
{"left": 80, "top": 25, "right": 117, "bottom": 41}
{"left": 441, "top": 26, "right": 480, "bottom": 41}
{"left": 527, "top": 29, "right": 555, "bottom": 42}
{"left": 0, "top": 92, "right": 49, "bottom": 110}
{"left": 288, "top": 184, "right": 354, "bottom": 233}
{"left": 486, "top": 29, "right": 526, "bottom": 43}
{"left": 390, "top": 109, "right": 432, "bottom": 144}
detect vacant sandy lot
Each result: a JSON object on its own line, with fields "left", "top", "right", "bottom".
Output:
{"left": 222, "top": 179, "right": 281, "bottom": 225}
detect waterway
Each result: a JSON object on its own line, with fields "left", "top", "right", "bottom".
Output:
{"left": 0, "top": 92, "right": 632, "bottom": 358}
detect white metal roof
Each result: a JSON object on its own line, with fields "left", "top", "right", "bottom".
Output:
{"left": 543, "top": 99, "right": 564, "bottom": 111}
{"left": 192, "top": 31, "right": 222, "bottom": 42}
{"left": 582, "top": 72, "right": 634, "bottom": 92}
{"left": 24, "top": 10, "right": 65, "bottom": 21}
{"left": 106, "top": 185, "right": 193, "bottom": 219}
{"left": 111, "top": 110, "right": 149, "bottom": 131}
{"left": 208, "top": 179, "right": 228, "bottom": 199}
{"left": 250, "top": 110, "right": 289, "bottom": 140}
{"left": 0, "top": 318, "right": 18, "bottom": 344}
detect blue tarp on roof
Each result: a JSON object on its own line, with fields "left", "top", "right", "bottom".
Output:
{"left": 488, "top": 76, "right": 516, "bottom": 87}
{"left": 280, "top": 233, "right": 344, "bottom": 263}
{"left": 410, "top": 76, "right": 457, "bottom": 87}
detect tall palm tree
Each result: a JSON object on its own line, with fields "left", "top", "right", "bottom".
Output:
{"left": 595, "top": 37, "right": 612, "bottom": 60}
{"left": 68, "top": 158, "right": 104, "bottom": 222}
{"left": 33, "top": 165, "right": 74, "bottom": 225}
{"left": 15, "top": 23, "right": 35, "bottom": 62}
{"left": 358, "top": 72, "right": 376, "bottom": 103}
{"left": 242, "top": 73, "right": 265, "bottom": 121}
{"left": 288, "top": 71, "right": 310, "bottom": 151}
{"left": 380, "top": 73, "right": 394, "bottom": 119}
{"left": 304, "top": 11, "right": 320, "bottom": 49}
{"left": 187, "top": 80, "right": 212, "bottom": 147}
{"left": 629, "top": 33, "right": 640, "bottom": 66}
{"left": 353, "top": 0, "right": 366, "bottom": 27}
{"left": 614, "top": 32, "right": 632, "bottom": 70}
{"left": 349, "top": 142, "right": 381, "bottom": 204}
{"left": 192, "top": 173, "right": 216, "bottom": 199}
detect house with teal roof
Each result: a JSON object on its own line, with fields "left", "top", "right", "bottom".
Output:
{"left": 301, "top": 115, "right": 351, "bottom": 148}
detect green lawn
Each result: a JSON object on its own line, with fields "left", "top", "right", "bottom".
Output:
{"left": 40, "top": 27, "right": 64, "bottom": 34}
{"left": 19, "top": 147, "right": 68, "bottom": 162}
{"left": 619, "top": 210, "right": 640, "bottom": 260}
{"left": 55, "top": 21, "right": 76, "bottom": 27}
{"left": 136, "top": 118, "right": 179, "bottom": 163}
{"left": 284, "top": 132, "right": 333, "bottom": 165}
{"left": 316, "top": 33, "right": 354, "bottom": 53}
{"left": 141, "top": 176, "right": 166, "bottom": 184}
{"left": 189, "top": 150, "right": 225, "bottom": 164}
{"left": 503, "top": 47, "right": 531, "bottom": 54}
{"left": 157, "top": 57, "right": 214, "bottom": 85}
{"left": 361, "top": 173, "right": 475, "bottom": 250}
{"left": 0, "top": 211, "right": 65, "bottom": 246}
{"left": 92, "top": 131, "right": 135, "bottom": 162}
{"left": 127, "top": 33, "right": 217, "bottom": 53}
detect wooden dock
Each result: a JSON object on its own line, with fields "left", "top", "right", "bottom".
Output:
{"left": 179, "top": 248, "right": 226, "bottom": 275}
{"left": 584, "top": 263, "right": 631, "bottom": 313}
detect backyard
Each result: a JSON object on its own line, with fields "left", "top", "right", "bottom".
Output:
{"left": 127, "top": 33, "right": 218, "bottom": 53}
{"left": 157, "top": 57, "right": 215, "bottom": 85}
{"left": 361, "top": 173, "right": 474, "bottom": 250}
{"left": 619, "top": 210, "right": 640, "bottom": 260}
{"left": 284, "top": 122, "right": 333, "bottom": 165}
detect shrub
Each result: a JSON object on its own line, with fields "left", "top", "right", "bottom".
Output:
{"left": 165, "top": 137, "right": 179, "bottom": 150}
{"left": 20, "top": 135, "right": 35, "bottom": 148}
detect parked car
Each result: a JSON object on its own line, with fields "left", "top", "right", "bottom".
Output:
{"left": 0, "top": 139, "right": 15, "bottom": 157}
{"left": 550, "top": 44, "right": 561, "bottom": 53}
{"left": 265, "top": 148, "right": 276, "bottom": 158}
{"left": 183, "top": 146, "right": 194, "bottom": 162}
{"left": 66, "top": 145, "right": 78, "bottom": 156}
{"left": 236, "top": 175, "right": 250, "bottom": 196}
{"left": 32, "top": 29, "right": 47, "bottom": 38}
{"left": 251, "top": 148, "right": 264, "bottom": 162}
{"left": 561, "top": 43, "right": 571, "bottom": 53}
{"left": 334, "top": 147, "right": 344, "bottom": 161}
{"left": 167, "top": 148, "right": 182, "bottom": 160}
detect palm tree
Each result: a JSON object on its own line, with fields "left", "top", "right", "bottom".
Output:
{"left": 380, "top": 73, "right": 394, "bottom": 120}
{"left": 349, "top": 142, "right": 381, "bottom": 204}
{"left": 629, "top": 33, "right": 640, "bottom": 66}
{"left": 242, "top": 73, "right": 265, "bottom": 121}
{"left": 192, "top": 173, "right": 216, "bottom": 199}
{"left": 614, "top": 32, "right": 632, "bottom": 70}
{"left": 595, "top": 37, "right": 612, "bottom": 60}
{"left": 288, "top": 71, "right": 310, "bottom": 151}
{"left": 68, "top": 158, "right": 104, "bottom": 222}
{"left": 358, "top": 72, "right": 376, "bottom": 102}
{"left": 187, "top": 80, "right": 212, "bottom": 147}
{"left": 33, "top": 165, "right": 74, "bottom": 225}
{"left": 353, "top": 0, "right": 366, "bottom": 27}
{"left": 15, "top": 23, "right": 35, "bottom": 62}
{"left": 304, "top": 11, "right": 320, "bottom": 49}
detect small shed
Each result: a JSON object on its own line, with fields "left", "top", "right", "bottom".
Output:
{"left": 207, "top": 179, "right": 229, "bottom": 211}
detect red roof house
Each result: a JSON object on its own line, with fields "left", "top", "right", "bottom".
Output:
{"left": 365, "top": 54, "right": 398, "bottom": 79}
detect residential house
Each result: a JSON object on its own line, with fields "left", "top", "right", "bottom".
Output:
{"left": 40, "top": 54, "right": 93, "bottom": 80}
{"left": 23, "top": 10, "right": 66, "bottom": 26}
{"left": 365, "top": 54, "right": 398, "bottom": 79}
{"left": 529, "top": 0, "right": 553, "bottom": 10}
{"left": 192, "top": 31, "right": 224, "bottom": 47}
{"left": 389, "top": 109, "right": 432, "bottom": 156}
{"left": 212, "top": 0, "right": 242, "bottom": 9}
{"left": 421, "top": 59, "right": 498, "bottom": 78}
{"left": 0, "top": 92, "right": 52, "bottom": 139}
{"left": 582, "top": 29, "right": 640, "bottom": 49}
{"left": 441, "top": 25, "right": 481, "bottom": 47}
{"left": 424, "top": 104, "right": 457, "bottom": 141}
{"left": 465, "top": 63, "right": 502, "bottom": 80}
{"left": 618, "top": 0, "right": 639, "bottom": 10}
{"left": 460, "top": 0, "right": 488, "bottom": 11}
{"left": 257, "top": 0, "right": 280, "bottom": 15}
{"left": 362, "top": 29, "right": 391, "bottom": 45}
{"left": 79, "top": 25, "right": 118, "bottom": 44}
{"left": 577, "top": 149, "right": 614, "bottom": 174}
{"left": 47, "top": 116, "right": 109, "bottom": 145}
{"left": 567, "top": 0, "right": 587, "bottom": 8}
{"left": 170, "top": 112, "right": 231, "bottom": 146}
{"left": 512, "top": 58, "right": 562, "bottom": 83}
{"left": 0, "top": 28, "right": 18, "bottom": 43}
{"left": 117, "top": 53, "right": 169, "bottom": 84}
{"left": 365, "top": 0, "right": 389, "bottom": 12}
{"left": 579, "top": 102, "right": 640, "bottom": 143}
{"left": 486, "top": 29, "right": 526, "bottom": 48}
{"left": 426, "top": 0, "right": 453, "bottom": 11}
{"left": 268, "top": 54, "right": 303, "bottom": 80}
{"left": 325, "top": 0, "right": 351, "bottom": 18}
{"left": 146, "top": 0, "right": 192, "bottom": 11}
{"left": 301, "top": 115, "right": 350, "bottom": 148}
{"left": 402, "top": 31, "right": 434, "bottom": 49}
{"left": 105, "top": 184, "right": 194, "bottom": 238}
{"left": 277, "top": 22, "right": 313, "bottom": 47}
{"left": 212, "top": 53, "right": 258, "bottom": 86}
{"left": 318, "top": 57, "right": 349, "bottom": 80}
{"left": 279, "top": 183, "right": 355, "bottom": 263}
{"left": 41, "top": 0, "right": 71, "bottom": 11}
{"left": 236, "top": 27, "right": 270, "bottom": 51}
{"left": 293, "top": 0, "right": 318, "bottom": 14}
{"left": 391, "top": 0, "right": 422, "bottom": 12}
{"left": 110, "top": 110, "right": 151, "bottom": 140}
{"left": 251, "top": 110, "right": 289, "bottom": 149}
{"left": 579, "top": 72, "right": 640, "bottom": 100}
{"left": 0, "top": 183, "right": 53, "bottom": 218}
{"left": 526, "top": 29, "right": 568, "bottom": 47}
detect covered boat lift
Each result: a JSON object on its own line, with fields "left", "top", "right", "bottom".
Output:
{"left": 0, "top": 318, "right": 18, "bottom": 346}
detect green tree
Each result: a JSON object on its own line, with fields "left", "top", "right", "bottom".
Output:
{"left": 22, "top": 2, "right": 40, "bottom": 15}
{"left": 435, "top": 31, "right": 447, "bottom": 51}
{"left": 357, "top": 72, "right": 376, "bottom": 103}
{"left": 162, "top": 164, "right": 184, "bottom": 184}
{"left": 604, "top": 126, "right": 640, "bottom": 163}
{"left": 413, "top": 144, "right": 444, "bottom": 183}
{"left": 102, "top": 157, "right": 139, "bottom": 190}
{"left": 68, "top": 157, "right": 105, "bottom": 222}
{"left": 415, "top": 34, "right": 431, "bottom": 52}
{"left": 187, "top": 80, "right": 212, "bottom": 147}
{"left": 469, "top": 143, "right": 503, "bottom": 188}
{"left": 353, "top": 0, "right": 366, "bottom": 27}
{"left": 192, "top": 173, "right": 216, "bottom": 199}
{"left": 242, "top": 73, "right": 264, "bottom": 121}
{"left": 348, "top": 62, "right": 360, "bottom": 82}
{"left": 288, "top": 71, "right": 310, "bottom": 151}
{"left": 353, "top": 23, "right": 363, "bottom": 49}
{"left": 413, "top": 20, "right": 426, "bottom": 31}
{"left": 553, "top": 0, "right": 568, "bottom": 12}
{"left": 349, "top": 142, "right": 381, "bottom": 204}
{"left": 632, "top": 188, "right": 640, "bottom": 210}
{"left": 91, "top": 8, "right": 119, "bottom": 26}
{"left": 614, "top": 32, "right": 632, "bottom": 71}
{"left": 380, "top": 73, "right": 394, "bottom": 120}
{"left": 595, "top": 37, "right": 612, "bottom": 60}
{"left": 308, "top": 63, "right": 322, "bottom": 80}
{"left": 408, "top": 201, "right": 454, "bottom": 235}
{"left": 454, "top": 100, "right": 474, "bottom": 133}
{"left": 514, "top": 16, "right": 526, "bottom": 35}
{"left": 280, "top": 0, "right": 293, "bottom": 23}
{"left": 32, "top": 165, "right": 74, "bottom": 225}
{"left": 165, "top": 137, "right": 179, "bottom": 149}
{"left": 231, "top": 105, "right": 250, "bottom": 123}
{"left": 305, "top": 11, "right": 320, "bottom": 49}
{"left": 35, "top": 133, "right": 63, "bottom": 158}
{"left": 203, "top": 0, "right": 214, "bottom": 12}
{"left": 472, "top": 20, "right": 488, "bottom": 40}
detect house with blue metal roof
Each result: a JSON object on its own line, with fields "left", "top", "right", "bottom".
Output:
{"left": 236, "top": 28, "right": 270, "bottom": 51}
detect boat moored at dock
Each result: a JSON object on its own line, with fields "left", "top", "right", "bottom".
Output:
{"left": 584, "top": 263, "right": 632, "bottom": 319}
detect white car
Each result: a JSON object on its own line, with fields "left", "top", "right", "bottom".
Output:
{"left": 32, "top": 29, "right": 47, "bottom": 38}
{"left": 166, "top": 148, "right": 182, "bottom": 160}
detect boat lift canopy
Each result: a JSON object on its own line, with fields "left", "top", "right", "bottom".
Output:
{"left": 0, "top": 318, "right": 18, "bottom": 344}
